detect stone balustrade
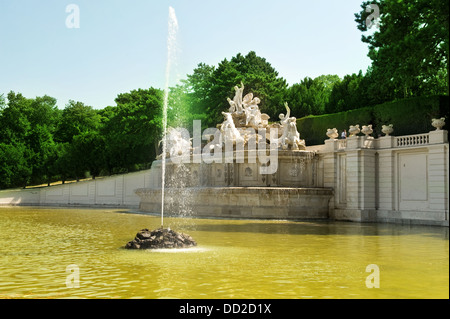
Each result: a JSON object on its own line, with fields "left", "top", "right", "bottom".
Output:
{"left": 313, "top": 126, "right": 449, "bottom": 226}
{"left": 395, "top": 133, "right": 430, "bottom": 147}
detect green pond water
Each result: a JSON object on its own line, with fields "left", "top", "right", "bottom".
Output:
{"left": 0, "top": 206, "right": 448, "bottom": 299}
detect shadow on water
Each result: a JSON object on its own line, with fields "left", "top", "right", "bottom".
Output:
{"left": 118, "top": 210, "right": 449, "bottom": 239}
{"left": 186, "top": 221, "right": 449, "bottom": 239}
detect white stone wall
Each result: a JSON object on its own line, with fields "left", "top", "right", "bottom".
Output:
{"left": 0, "top": 169, "right": 152, "bottom": 208}
{"left": 313, "top": 130, "right": 449, "bottom": 226}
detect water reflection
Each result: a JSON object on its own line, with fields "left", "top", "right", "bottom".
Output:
{"left": 0, "top": 207, "right": 448, "bottom": 299}
{"left": 184, "top": 219, "right": 448, "bottom": 238}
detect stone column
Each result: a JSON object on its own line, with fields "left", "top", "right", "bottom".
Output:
{"left": 378, "top": 136, "right": 395, "bottom": 149}
{"left": 428, "top": 130, "right": 448, "bottom": 223}
{"left": 376, "top": 136, "right": 396, "bottom": 222}
{"left": 427, "top": 130, "right": 449, "bottom": 224}
{"left": 321, "top": 141, "right": 338, "bottom": 217}
{"left": 334, "top": 135, "right": 377, "bottom": 222}
{"left": 377, "top": 148, "right": 396, "bottom": 212}
{"left": 358, "top": 149, "right": 377, "bottom": 213}
{"left": 324, "top": 138, "right": 339, "bottom": 152}
{"left": 344, "top": 149, "right": 359, "bottom": 211}
{"left": 429, "top": 129, "right": 448, "bottom": 144}
{"left": 346, "top": 136, "right": 361, "bottom": 149}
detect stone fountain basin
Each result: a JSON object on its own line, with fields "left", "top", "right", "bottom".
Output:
{"left": 136, "top": 187, "right": 333, "bottom": 220}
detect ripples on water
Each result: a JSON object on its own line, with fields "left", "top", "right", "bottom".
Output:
{"left": 0, "top": 207, "right": 448, "bottom": 299}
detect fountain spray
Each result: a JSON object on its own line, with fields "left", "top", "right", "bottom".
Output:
{"left": 125, "top": 7, "right": 198, "bottom": 250}
{"left": 161, "top": 6, "right": 179, "bottom": 228}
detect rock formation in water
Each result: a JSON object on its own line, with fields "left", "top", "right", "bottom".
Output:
{"left": 125, "top": 228, "right": 197, "bottom": 250}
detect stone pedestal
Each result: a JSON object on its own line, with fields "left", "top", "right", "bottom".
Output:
{"left": 378, "top": 136, "right": 395, "bottom": 149}
{"left": 429, "top": 129, "right": 448, "bottom": 144}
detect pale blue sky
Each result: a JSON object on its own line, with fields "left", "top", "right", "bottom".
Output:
{"left": 0, "top": 0, "right": 372, "bottom": 109}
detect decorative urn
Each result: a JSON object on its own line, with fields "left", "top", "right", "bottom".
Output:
{"left": 326, "top": 128, "right": 339, "bottom": 140}
{"left": 361, "top": 125, "right": 373, "bottom": 137}
{"left": 432, "top": 117, "right": 446, "bottom": 131}
{"left": 382, "top": 124, "right": 394, "bottom": 136}
{"left": 348, "top": 125, "right": 360, "bottom": 137}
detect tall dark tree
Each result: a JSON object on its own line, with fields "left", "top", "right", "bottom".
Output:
{"left": 53, "top": 100, "right": 102, "bottom": 181}
{"left": 27, "top": 96, "right": 60, "bottom": 185}
{"left": 326, "top": 71, "right": 371, "bottom": 113}
{"left": 0, "top": 92, "right": 61, "bottom": 187}
{"left": 185, "top": 63, "right": 215, "bottom": 128}
{"left": 287, "top": 75, "right": 341, "bottom": 117}
{"left": 100, "top": 88, "right": 163, "bottom": 174}
{"left": 355, "top": 0, "right": 449, "bottom": 99}
{"left": 0, "top": 92, "right": 32, "bottom": 142}
{"left": 70, "top": 130, "right": 105, "bottom": 180}
{"left": 55, "top": 100, "right": 101, "bottom": 143}
{"left": 0, "top": 93, "right": 33, "bottom": 187}
{"left": 0, "top": 142, "right": 31, "bottom": 189}
{"left": 186, "top": 51, "right": 288, "bottom": 127}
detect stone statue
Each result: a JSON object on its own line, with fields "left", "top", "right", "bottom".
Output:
{"left": 221, "top": 83, "right": 306, "bottom": 151}
{"left": 245, "top": 105, "right": 262, "bottom": 128}
{"left": 233, "top": 82, "right": 245, "bottom": 114}
{"left": 226, "top": 82, "right": 268, "bottom": 129}
{"left": 241, "top": 93, "right": 263, "bottom": 128}
{"left": 261, "top": 114, "right": 270, "bottom": 127}
{"left": 158, "top": 127, "right": 192, "bottom": 159}
{"left": 220, "top": 112, "right": 245, "bottom": 146}
{"left": 274, "top": 103, "right": 304, "bottom": 150}
{"left": 279, "top": 102, "right": 291, "bottom": 127}
{"left": 280, "top": 117, "right": 305, "bottom": 150}
{"left": 227, "top": 98, "right": 236, "bottom": 113}
{"left": 278, "top": 103, "right": 291, "bottom": 140}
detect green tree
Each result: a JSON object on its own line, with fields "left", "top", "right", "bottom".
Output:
{"left": 355, "top": 0, "right": 449, "bottom": 99}
{"left": 55, "top": 100, "right": 101, "bottom": 143}
{"left": 326, "top": 71, "right": 370, "bottom": 113}
{"left": 101, "top": 88, "right": 163, "bottom": 174}
{"left": 26, "top": 96, "right": 60, "bottom": 185}
{"left": 0, "top": 142, "right": 32, "bottom": 189}
{"left": 53, "top": 100, "right": 102, "bottom": 181}
{"left": 167, "top": 81, "right": 203, "bottom": 131}
{"left": 69, "top": 130, "right": 105, "bottom": 180}
{"left": 0, "top": 92, "right": 62, "bottom": 187}
{"left": 287, "top": 75, "right": 341, "bottom": 117}
{"left": 186, "top": 51, "right": 288, "bottom": 127}
{"left": 26, "top": 124, "right": 58, "bottom": 185}
{"left": 185, "top": 63, "right": 215, "bottom": 128}
{"left": 0, "top": 92, "right": 32, "bottom": 143}
{"left": 52, "top": 142, "right": 72, "bottom": 184}
{"left": 287, "top": 77, "right": 314, "bottom": 117}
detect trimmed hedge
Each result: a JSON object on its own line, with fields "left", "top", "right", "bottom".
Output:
{"left": 297, "top": 95, "right": 449, "bottom": 146}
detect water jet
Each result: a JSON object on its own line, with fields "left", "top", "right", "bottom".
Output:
{"left": 126, "top": 6, "right": 199, "bottom": 250}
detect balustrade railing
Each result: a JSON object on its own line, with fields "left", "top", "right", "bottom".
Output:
{"left": 395, "top": 134, "right": 430, "bottom": 147}
{"left": 338, "top": 139, "right": 347, "bottom": 150}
